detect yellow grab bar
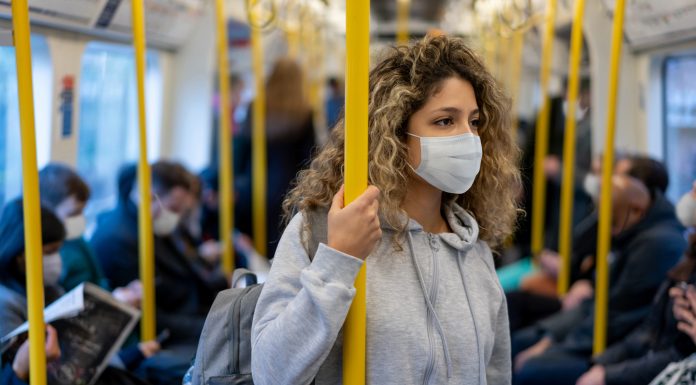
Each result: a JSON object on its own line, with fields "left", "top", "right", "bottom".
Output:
{"left": 530, "top": 0, "right": 557, "bottom": 256}
{"left": 396, "top": 0, "right": 410, "bottom": 45}
{"left": 250, "top": 5, "right": 268, "bottom": 257}
{"left": 215, "top": 0, "right": 235, "bottom": 276}
{"left": 557, "top": 0, "right": 586, "bottom": 296}
{"left": 131, "top": 0, "right": 156, "bottom": 341}
{"left": 12, "top": 1, "right": 47, "bottom": 383}
{"left": 594, "top": 0, "right": 626, "bottom": 356}
{"left": 509, "top": 30, "right": 525, "bottom": 141}
{"left": 343, "top": 0, "right": 370, "bottom": 383}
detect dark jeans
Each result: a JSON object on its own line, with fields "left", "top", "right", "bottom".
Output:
{"left": 514, "top": 346, "right": 591, "bottom": 385}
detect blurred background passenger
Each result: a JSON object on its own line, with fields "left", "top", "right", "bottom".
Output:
{"left": 235, "top": 57, "right": 317, "bottom": 258}
{"left": 39, "top": 163, "right": 142, "bottom": 306}
{"left": 513, "top": 175, "right": 686, "bottom": 385}
{"left": 507, "top": 156, "right": 672, "bottom": 331}
{"left": 91, "top": 161, "right": 226, "bottom": 384}
{"left": 0, "top": 200, "right": 156, "bottom": 385}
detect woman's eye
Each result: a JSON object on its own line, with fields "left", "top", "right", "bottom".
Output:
{"left": 435, "top": 118, "right": 454, "bottom": 126}
{"left": 470, "top": 119, "right": 481, "bottom": 129}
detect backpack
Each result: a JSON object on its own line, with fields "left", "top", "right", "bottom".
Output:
{"left": 185, "top": 211, "right": 327, "bottom": 385}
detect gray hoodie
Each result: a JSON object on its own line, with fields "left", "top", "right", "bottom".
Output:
{"left": 251, "top": 204, "right": 511, "bottom": 385}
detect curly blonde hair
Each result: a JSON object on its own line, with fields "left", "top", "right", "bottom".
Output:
{"left": 283, "top": 35, "right": 520, "bottom": 248}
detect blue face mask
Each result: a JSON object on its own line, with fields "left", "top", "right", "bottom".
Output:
{"left": 407, "top": 132, "right": 482, "bottom": 194}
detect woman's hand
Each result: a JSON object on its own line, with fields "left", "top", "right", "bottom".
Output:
{"left": 12, "top": 325, "right": 61, "bottom": 381}
{"left": 328, "top": 185, "right": 381, "bottom": 260}
{"left": 671, "top": 284, "right": 696, "bottom": 344}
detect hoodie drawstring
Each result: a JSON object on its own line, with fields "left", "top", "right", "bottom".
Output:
{"left": 457, "top": 251, "right": 485, "bottom": 384}
{"left": 407, "top": 232, "right": 453, "bottom": 379}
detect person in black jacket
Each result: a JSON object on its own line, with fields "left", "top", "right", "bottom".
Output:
{"left": 513, "top": 175, "right": 687, "bottom": 385}
{"left": 91, "top": 161, "right": 226, "bottom": 385}
{"left": 575, "top": 231, "right": 696, "bottom": 385}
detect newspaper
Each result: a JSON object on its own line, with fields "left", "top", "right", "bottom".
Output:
{"left": 1, "top": 283, "right": 139, "bottom": 385}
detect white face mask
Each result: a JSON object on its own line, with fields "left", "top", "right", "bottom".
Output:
{"left": 153, "top": 199, "right": 181, "bottom": 236}
{"left": 43, "top": 252, "right": 62, "bottom": 286}
{"left": 63, "top": 215, "right": 86, "bottom": 240}
{"left": 408, "top": 132, "right": 482, "bottom": 194}
{"left": 676, "top": 192, "right": 696, "bottom": 228}
{"left": 583, "top": 174, "right": 601, "bottom": 202}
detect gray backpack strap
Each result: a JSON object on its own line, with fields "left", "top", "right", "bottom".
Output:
{"left": 303, "top": 208, "right": 329, "bottom": 262}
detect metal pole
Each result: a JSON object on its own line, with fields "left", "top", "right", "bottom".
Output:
{"left": 594, "top": 0, "right": 626, "bottom": 356}
{"left": 131, "top": 0, "right": 156, "bottom": 341}
{"left": 396, "top": 0, "right": 410, "bottom": 45}
{"left": 215, "top": 0, "right": 235, "bottom": 276}
{"left": 343, "top": 0, "right": 370, "bottom": 382}
{"left": 557, "top": 0, "right": 586, "bottom": 296}
{"left": 250, "top": 3, "right": 267, "bottom": 257}
{"left": 12, "top": 1, "right": 47, "bottom": 383}
{"left": 530, "top": 0, "right": 557, "bottom": 256}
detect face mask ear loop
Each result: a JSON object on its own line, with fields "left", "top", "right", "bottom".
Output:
{"left": 153, "top": 194, "right": 166, "bottom": 214}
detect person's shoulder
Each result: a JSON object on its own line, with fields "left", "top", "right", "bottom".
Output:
{"left": 0, "top": 284, "right": 25, "bottom": 312}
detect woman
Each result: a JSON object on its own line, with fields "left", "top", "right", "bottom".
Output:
{"left": 251, "top": 35, "right": 519, "bottom": 384}
{"left": 235, "top": 57, "right": 317, "bottom": 257}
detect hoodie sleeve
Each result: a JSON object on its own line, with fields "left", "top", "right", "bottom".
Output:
{"left": 251, "top": 213, "right": 363, "bottom": 385}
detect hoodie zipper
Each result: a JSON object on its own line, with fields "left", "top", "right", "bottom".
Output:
{"left": 423, "top": 233, "right": 439, "bottom": 385}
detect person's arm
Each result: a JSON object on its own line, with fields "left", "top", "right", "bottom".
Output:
{"left": 604, "top": 348, "right": 682, "bottom": 385}
{"left": 251, "top": 214, "right": 363, "bottom": 385}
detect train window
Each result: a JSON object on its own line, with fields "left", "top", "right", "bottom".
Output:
{"left": 77, "top": 42, "right": 162, "bottom": 221}
{"left": 0, "top": 35, "right": 52, "bottom": 207}
{"left": 664, "top": 55, "right": 696, "bottom": 201}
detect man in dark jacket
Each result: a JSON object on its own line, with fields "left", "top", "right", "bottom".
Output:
{"left": 92, "top": 161, "right": 226, "bottom": 346}
{"left": 513, "top": 175, "right": 687, "bottom": 385}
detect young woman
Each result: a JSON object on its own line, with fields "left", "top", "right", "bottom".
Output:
{"left": 251, "top": 35, "right": 520, "bottom": 385}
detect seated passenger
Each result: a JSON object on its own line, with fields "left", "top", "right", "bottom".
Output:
{"left": 251, "top": 35, "right": 518, "bottom": 384}
{"left": 0, "top": 200, "right": 154, "bottom": 385}
{"left": 38, "top": 163, "right": 142, "bottom": 306}
{"left": 507, "top": 155, "right": 671, "bottom": 331}
{"left": 91, "top": 161, "right": 221, "bottom": 346}
{"left": 513, "top": 175, "right": 686, "bottom": 385}
{"left": 574, "top": 183, "right": 696, "bottom": 385}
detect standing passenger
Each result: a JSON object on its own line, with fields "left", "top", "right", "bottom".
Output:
{"left": 235, "top": 57, "right": 317, "bottom": 257}
{"left": 251, "top": 35, "right": 520, "bottom": 384}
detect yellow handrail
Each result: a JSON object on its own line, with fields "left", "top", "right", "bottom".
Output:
{"left": 509, "top": 30, "right": 525, "bottom": 141}
{"left": 250, "top": 4, "right": 267, "bottom": 257}
{"left": 530, "top": 0, "right": 557, "bottom": 256}
{"left": 215, "top": 0, "right": 235, "bottom": 276}
{"left": 12, "top": 1, "right": 47, "bottom": 383}
{"left": 594, "top": 0, "right": 626, "bottom": 356}
{"left": 557, "top": 0, "right": 586, "bottom": 296}
{"left": 396, "top": 0, "right": 410, "bottom": 45}
{"left": 343, "top": 0, "right": 370, "bottom": 383}
{"left": 131, "top": 0, "right": 156, "bottom": 341}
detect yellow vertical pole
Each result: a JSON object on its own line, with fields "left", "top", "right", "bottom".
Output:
{"left": 530, "top": 0, "right": 557, "bottom": 256}
{"left": 557, "top": 0, "right": 586, "bottom": 296}
{"left": 594, "top": 0, "right": 626, "bottom": 356}
{"left": 216, "top": 0, "right": 235, "bottom": 275}
{"left": 396, "top": 0, "right": 410, "bottom": 45}
{"left": 250, "top": 4, "right": 267, "bottom": 257}
{"left": 132, "top": 0, "right": 156, "bottom": 341}
{"left": 343, "top": 0, "right": 369, "bottom": 383}
{"left": 509, "top": 30, "right": 525, "bottom": 141}
{"left": 12, "top": 1, "right": 47, "bottom": 383}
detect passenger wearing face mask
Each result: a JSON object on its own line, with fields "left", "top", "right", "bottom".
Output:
{"left": 91, "top": 162, "right": 220, "bottom": 357}
{"left": 513, "top": 175, "right": 686, "bottom": 385}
